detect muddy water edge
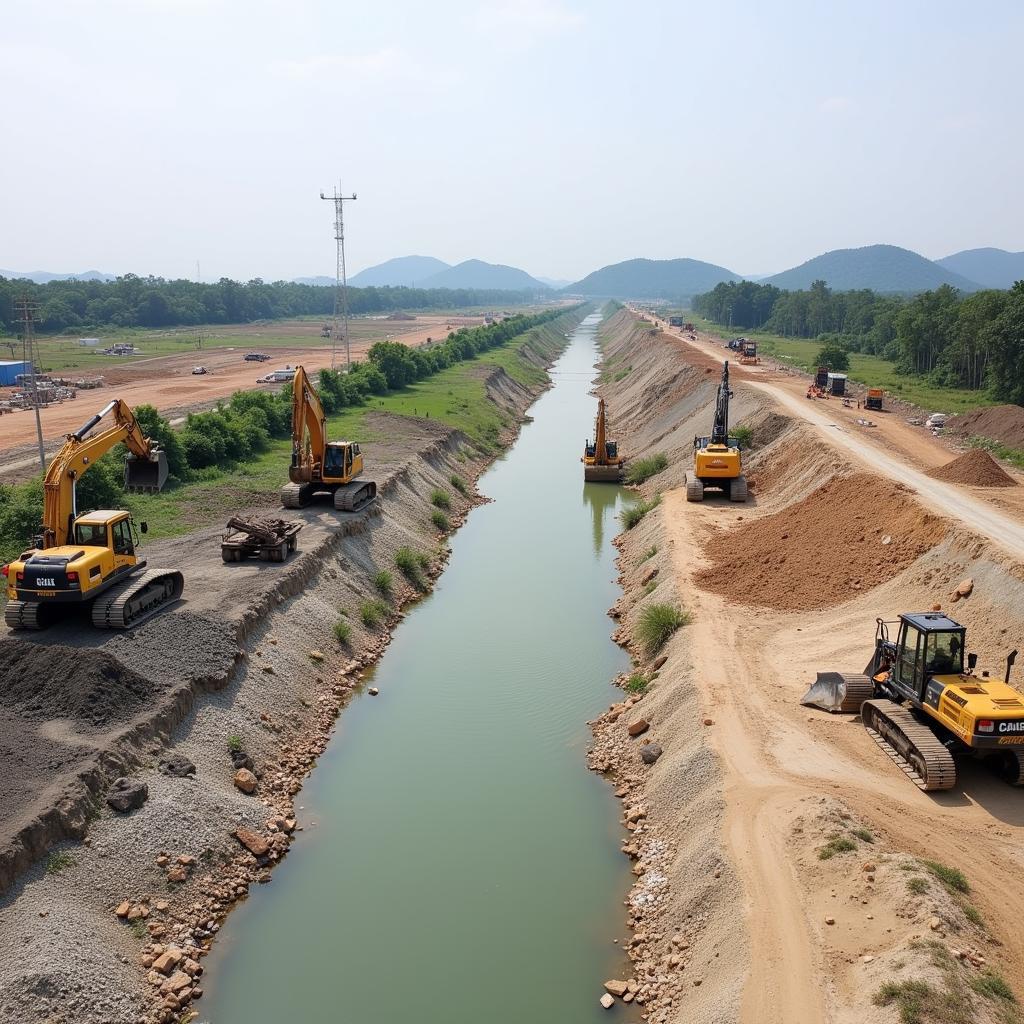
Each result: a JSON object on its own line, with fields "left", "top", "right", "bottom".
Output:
{"left": 201, "top": 312, "right": 639, "bottom": 1022}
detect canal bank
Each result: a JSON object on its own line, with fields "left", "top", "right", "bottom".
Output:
{"left": 199, "top": 311, "right": 638, "bottom": 1022}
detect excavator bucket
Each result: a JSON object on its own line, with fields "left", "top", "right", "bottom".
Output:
{"left": 800, "top": 671, "right": 874, "bottom": 714}
{"left": 124, "top": 450, "right": 169, "bottom": 493}
{"left": 584, "top": 464, "right": 624, "bottom": 483}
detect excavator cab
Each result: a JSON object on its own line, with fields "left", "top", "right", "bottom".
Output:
{"left": 322, "top": 441, "right": 361, "bottom": 482}
{"left": 872, "top": 614, "right": 967, "bottom": 701}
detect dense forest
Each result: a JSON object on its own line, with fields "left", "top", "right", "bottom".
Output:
{"left": 0, "top": 274, "right": 537, "bottom": 334}
{"left": 693, "top": 279, "right": 1024, "bottom": 403}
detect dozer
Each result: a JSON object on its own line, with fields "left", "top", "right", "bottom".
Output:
{"left": 582, "top": 398, "right": 624, "bottom": 482}
{"left": 3, "top": 399, "right": 183, "bottom": 630}
{"left": 803, "top": 612, "right": 1024, "bottom": 790}
{"left": 280, "top": 365, "right": 377, "bottom": 511}
{"left": 686, "top": 360, "right": 748, "bottom": 502}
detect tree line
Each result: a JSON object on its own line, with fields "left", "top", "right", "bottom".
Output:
{"left": 693, "top": 279, "right": 1024, "bottom": 402}
{"left": 0, "top": 274, "right": 541, "bottom": 334}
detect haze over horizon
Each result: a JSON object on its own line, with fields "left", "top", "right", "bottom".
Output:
{"left": 3, "top": 0, "right": 1022, "bottom": 284}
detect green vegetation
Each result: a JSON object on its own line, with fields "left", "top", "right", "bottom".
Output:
{"left": 639, "top": 545, "right": 658, "bottom": 563}
{"left": 637, "top": 603, "right": 690, "bottom": 656}
{"left": 816, "top": 340, "right": 850, "bottom": 372}
{"left": 620, "top": 493, "right": 662, "bottom": 530}
{"left": 613, "top": 367, "right": 632, "bottom": 381}
{"left": 970, "top": 435, "right": 1024, "bottom": 471}
{"left": 963, "top": 903, "right": 985, "bottom": 928}
{"left": 907, "top": 876, "right": 930, "bottom": 895}
{"left": 395, "top": 547, "right": 428, "bottom": 590}
{"left": 923, "top": 860, "right": 970, "bottom": 894}
{"left": 360, "top": 599, "right": 389, "bottom": 629}
{"left": 46, "top": 851, "right": 75, "bottom": 875}
{"left": 625, "top": 453, "right": 668, "bottom": 485}
{"left": 430, "top": 489, "right": 451, "bottom": 510}
{"left": 333, "top": 619, "right": 352, "bottom": 646}
{"left": 851, "top": 827, "right": 874, "bottom": 843}
{"left": 450, "top": 474, "right": 469, "bottom": 495}
{"left": 226, "top": 734, "right": 243, "bottom": 753}
{"left": 625, "top": 672, "right": 649, "bottom": 694}
{"left": 430, "top": 509, "right": 450, "bottom": 532}
{"left": 373, "top": 570, "right": 393, "bottom": 597}
{"left": 643, "top": 579, "right": 659, "bottom": 595}
{"left": 818, "top": 836, "right": 857, "bottom": 860}
{"left": 971, "top": 972, "right": 1015, "bottom": 1002}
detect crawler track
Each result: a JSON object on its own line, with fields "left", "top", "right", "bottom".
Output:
{"left": 91, "top": 569, "right": 184, "bottom": 630}
{"left": 333, "top": 480, "right": 377, "bottom": 512}
{"left": 861, "top": 699, "right": 957, "bottom": 791}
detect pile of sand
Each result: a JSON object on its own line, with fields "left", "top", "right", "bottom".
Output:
{"left": 947, "top": 404, "right": 1024, "bottom": 448}
{"left": 926, "top": 447, "right": 1017, "bottom": 487}
{"left": 695, "top": 473, "right": 945, "bottom": 611}
{"left": 0, "top": 641, "right": 155, "bottom": 728}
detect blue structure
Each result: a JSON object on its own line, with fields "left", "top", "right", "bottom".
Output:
{"left": 0, "top": 360, "right": 30, "bottom": 386}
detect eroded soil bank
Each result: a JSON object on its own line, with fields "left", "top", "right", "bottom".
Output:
{"left": 586, "top": 308, "right": 1024, "bottom": 1024}
{"left": 0, "top": 310, "right": 587, "bottom": 1024}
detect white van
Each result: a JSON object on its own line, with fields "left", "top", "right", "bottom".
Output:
{"left": 925, "top": 413, "right": 947, "bottom": 429}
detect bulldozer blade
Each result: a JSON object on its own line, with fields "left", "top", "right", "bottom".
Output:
{"left": 584, "top": 465, "right": 624, "bottom": 483}
{"left": 800, "top": 671, "right": 874, "bottom": 714}
{"left": 124, "top": 450, "right": 169, "bottom": 493}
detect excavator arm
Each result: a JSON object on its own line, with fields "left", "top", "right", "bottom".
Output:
{"left": 710, "top": 360, "right": 731, "bottom": 445}
{"left": 594, "top": 398, "right": 608, "bottom": 465}
{"left": 42, "top": 399, "right": 162, "bottom": 548}
{"left": 289, "top": 365, "right": 327, "bottom": 485}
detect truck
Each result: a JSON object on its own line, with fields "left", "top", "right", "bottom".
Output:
{"left": 244, "top": 352, "right": 271, "bottom": 362}
{"left": 221, "top": 516, "right": 303, "bottom": 563}
{"left": 865, "top": 388, "right": 884, "bottom": 411}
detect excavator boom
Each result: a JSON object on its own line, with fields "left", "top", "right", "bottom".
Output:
{"left": 687, "top": 360, "right": 746, "bottom": 502}
{"left": 583, "top": 398, "right": 624, "bottom": 481}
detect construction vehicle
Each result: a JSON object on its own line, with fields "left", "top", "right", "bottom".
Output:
{"left": 668, "top": 316, "right": 684, "bottom": 327}
{"left": 865, "top": 388, "right": 884, "bottom": 411}
{"left": 582, "top": 398, "right": 624, "bottom": 482}
{"left": 281, "top": 365, "right": 377, "bottom": 511}
{"left": 2, "top": 399, "right": 183, "bottom": 630}
{"left": 802, "top": 612, "right": 1024, "bottom": 790}
{"left": 221, "top": 516, "right": 303, "bottom": 563}
{"left": 739, "top": 340, "right": 759, "bottom": 365}
{"left": 686, "top": 361, "right": 747, "bottom": 502}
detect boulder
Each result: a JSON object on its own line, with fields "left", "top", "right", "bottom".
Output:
{"left": 604, "top": 980, "right": 629, "bottom": 998}
{"left": 600, "top": 993, "right": 615, "bottom": 1009}
{"left": 153, "top": 947, "right": 183, "bottom": 975}
{"left": 640, "top": 743, "right": 663, "bottom": 765}
{"left": 106, "top": 777, "right": 148, "bottom": 814}
{"left": 627, "top": 719, "right": 650, "bottom": 738}
{"left": 233, "top": 769, "right": 258, "bottom": 794}
{"left": 233, "top": 828, "right": 270, "bottom": 857}
{"left": 159, "top": 754, "right": 196, "bottom": 778}
{"left": 229, "top": 749, "right": 255, "bottom": 772}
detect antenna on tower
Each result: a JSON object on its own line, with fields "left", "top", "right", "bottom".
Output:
{"left": 320, "top": 182, "right": 357, "bottom": 371}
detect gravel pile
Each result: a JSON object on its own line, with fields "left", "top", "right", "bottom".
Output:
{"left": 926, "top": 447, "right": 1017, "bottom": 487}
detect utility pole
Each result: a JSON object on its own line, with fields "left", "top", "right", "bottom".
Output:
{"left": 14, "top": 296, "right": 46, "bottom": 472}
{"left": 320, "top": 183, "right": 357, "bottom": 370}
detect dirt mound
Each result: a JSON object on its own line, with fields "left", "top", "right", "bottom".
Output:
{"left": 695, "top": 473, "right": 945, "bottom": 611}
{"left": 926, "top": 447, "right": 1017, "bottom": 487}
{"left": 0, "top": 641, "right": 155, "bottom": 728}
{"left": 947, "top": 404, "right": 1024, "bottom": 448}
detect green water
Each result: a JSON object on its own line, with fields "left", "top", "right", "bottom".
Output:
{"left": 202, "top": 314, "right": 638, "bottom": 1023}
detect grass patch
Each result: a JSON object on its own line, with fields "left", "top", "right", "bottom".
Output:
{"left": 625, "top": 672, "right": 649, "bottom": 694}
{"left": 395, "top": 546, "right": 428, "bottom": 590}
{"left": 907, "top": 876, "right": 930, "bottom": 895}
{"left": 639, "top": 545, "right": 657, "bottom": 564}
{"left": 613, "top": 366, "right": 632, "bottom": 381}
{"left": 732, "top": 425, "right": 753, "bottom": 448}
{"left": 227, "top": 734, "right": 243, "bottom": 753}
{"left": 923, "top": 860, "right": 970, "bottom": 895}
{"left": 637, "top": 603, "right": 690, "bottom": 656}
{"left": 968, "top": 436, "right": 1024, "bottom": 471}
{"left": 360, "top": 599, "right": 389, "bottom": 629}
{"left": 818, "top": 836, "right": 857, "bottom": 860}
{"left": 620, "top": 493, "right": 662, "bottom": 530}
{"left": 373, "top": 570, "right": 393, "bottom": 597}
{"left": 971, "top": 972, "right": 1016, "bottom": 1002}
{"left": 430, "top": 489, "right": 451, "bottom": 510}
{"left": 962, "top": 903, "right": 985, "bottom": 928}
{"left": 46, "top": 851, "right": 75, "bottom": 875}
{"left": 450, "top": 474, "right": 469, "bottom": 495}
{"left": 625, "top": 452, "right": 668, "bottom": 485}
{"left": 333, "top": 619, "right": 352, "bottom": 645}
{"left": 430, "top": 509, "right": 450, "bottom": 532}
{"left": 851, "top": 827, "right": 874, "bottom": 843}
{"left": 643, "top": 579, "right": 659, "bottom": 595}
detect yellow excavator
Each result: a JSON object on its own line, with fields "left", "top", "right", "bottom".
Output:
{"left": 686, "top": 360, "right": 747, "bottom": 502}
{"left": 583, "top": 398, "right": 624, "bottom": 482}
{"left": 803, "top": 611, "right": 1024, "bottom": 790}
{"left": 3, "top": 399, "right": 183, "bottom": 630}
{"left": 280, "top": 365, "right": 377, "bottom": 511}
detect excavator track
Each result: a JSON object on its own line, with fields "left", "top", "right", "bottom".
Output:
{"left": 990, "top": 749, "right": 1024, "bottom": 786}
{"left": 685, "top": 475, "right": 704, "bottom": 502}
{"left": 4, "top": 600, "right": 42, "bottom": 630}
{"left": 861, "top": 699, "right": 957, "bottom": 791}
{"left": 729, "top": 475, "right": 748, "bottom": 502}
{"left": 280, "top": 482, "right": 310, "bottom": 509}
{"left": 91, "top": 569, "right": 184, "bottom": 630}
{"left": 333, "top": 480, "right": 377, "bottom": 512}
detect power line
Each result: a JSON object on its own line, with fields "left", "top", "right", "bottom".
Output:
{"left": 319, "top": 183, "right": 357, "bottom": 370}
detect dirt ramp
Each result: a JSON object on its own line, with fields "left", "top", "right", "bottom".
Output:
{"left": 695, "top": 473, "right": 946, "bottom": 611}
{"left": 926, "top": 447, "right": 1017, "bottom": 487}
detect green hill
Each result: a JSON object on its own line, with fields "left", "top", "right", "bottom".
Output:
{"left": 421, "top": 259, "right": 547, "bottom": 291}
{"left": 566, "top": 258, "right": 739, "bottom": 299}
{"left": 936, "top": 248, "right": 1024, "bottom": 290}
{"left": 763, "top": 245, "right": 979, "bottom": 293}
{"left": 348, "top": 255, "right": 451, "bottom": 288}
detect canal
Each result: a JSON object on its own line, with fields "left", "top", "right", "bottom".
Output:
{"left": 202, "top": 311, "right": 638, "bottom": 1022}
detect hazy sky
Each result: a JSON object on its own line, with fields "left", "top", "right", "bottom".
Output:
{"left": 3, "top": 0, "right": 1022, "bottom": 282}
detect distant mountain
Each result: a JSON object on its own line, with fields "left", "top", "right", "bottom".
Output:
{"left": 566, "top": 258, "right": 740, "bottom": 299}
{"left": 763, "top": 245, "right": 979, "bottom": 293}
{"left": 420, "top": 259, "right": 547, "bottom": 291}
{"left": 348, "top": 255, "right": 451, "bottom": 288}
{"left": 536, "top": 276, "right": 572, "bottom": 289}
{"left": 293, "top": 275, "right": 336, "bottom": 287}
{"left": 0, "top": 269, "right": 115, "bottom": 283}
{"left": 936, "top": 248, "right": 1024, "bottom": 290}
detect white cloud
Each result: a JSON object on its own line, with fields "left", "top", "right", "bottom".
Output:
{"left": 270, "top": 47, "right": 407, "bottom": 81}
{"left": 818, "top": 96, "right": 856, "bottom": 114}
{"left": 474, "top": 0, "right": 585, "bottom": 40}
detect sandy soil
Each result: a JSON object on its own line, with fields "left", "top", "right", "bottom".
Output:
{"left": 590, "top": 308, "right": 1024, "bottom": 1024}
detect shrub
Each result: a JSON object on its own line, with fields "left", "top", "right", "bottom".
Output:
{"left": 373, "top": 570, "right": 393, "bottom": 597}
{"left": 450, "top": 474, "right": 468, "bottom": 495}
{"left": 970, "top": 972, "right": 1015, "bottom": 1002}
{"left": 625, "top": 453, "right": 668, "bottom": 485}
{"left": 333, "top": 619, "right": 352, "bottom": 645}
{"left": 923, "top": 860, "right": 970, "bottom": 894}
{"left": 819, "top": 836, "right": 857, "bottom": 860}
{"left": 360, "top": 599, "right": 389, "bottom": 629}
{"left": 395, "top": 547, "right": 427, "bottom": 590}
{"left": 430, "top": 509, "right": 450, "bottom": 532}
{"left": 732, "top": 425, "right": 753, "bottom": 448}
{"left": 644, "top": 579, "right": 659, "bottom": 595}
{"left": 962, "top": 903, "right": 984, "bottom": 927}
{"left": 637, "top": 603, "right": 689, "bottom": 655}
{"left": 620, "top": 493, "right": 662, "bottom": 530}
{"left": 907, "top": 876, "right": 929, "bottom": 895}
{"left": 816, "top": 340, "right": 850, "bottom": 372}
{"left": 46, "top": 851, "right": 75, "bottom": 875}
{"left": 625, "top": 672, "right": 648, "bottom": 694}
{"left": 227, "top": 734, "right": 243, "bottom": 753}
{"left": 430, "top": 489, "right": 451, "bottom": 510}
{"left": 851, "top": 827, "right": 873, "bottom": 843}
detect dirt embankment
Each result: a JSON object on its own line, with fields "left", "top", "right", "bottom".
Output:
{"left": 585, "top": 307, "right": 1024, "bottom": 1024}
{"left": 0, "top": 311, "right": 583, "bottom": 1024}
{"left": 947, "top": 405, "right": 1024, "bottom": 449}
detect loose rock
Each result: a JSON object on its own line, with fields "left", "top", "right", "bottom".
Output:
{"left": 640, "top": 743, "right": 663, "bottom": 764}
{"left": 106, "top": 777, "right": 148, "bottom": 813}
{"left": 627, "top": 719, "right": 650, "bottom": 738}
{"left": 233, "top": 768, "right": 258, "bottom": 794}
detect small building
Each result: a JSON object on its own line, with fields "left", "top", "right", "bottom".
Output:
{"left": 827, "top": 372, "right": 848, "bottom": 396}
{"left": 0, "top": 360, "right": 30, "bottom": 386}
